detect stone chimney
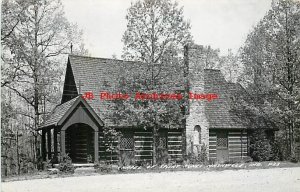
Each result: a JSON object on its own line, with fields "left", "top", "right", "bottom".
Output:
{"left": 184, "top": 44, "right": 209, "bottom": 156}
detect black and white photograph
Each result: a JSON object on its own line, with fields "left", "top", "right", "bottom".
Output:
{"left": 1, "top": 0, "right": 300, "bottom": 191}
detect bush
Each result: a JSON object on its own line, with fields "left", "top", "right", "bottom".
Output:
{"left": 87, "top": 154, "right": 93, "bottom": 163}
{"left": 290, "top": 156, "right": 298, "bottom": 163}
{"left": 94, "top": 161, "right": 112, "bottom": 173}
{"left": 58, "top": 154, "right": 74, "bottom": 174}
{"left": 241, "top": 156, "right": 253, "bottom": 163}
{"left": 37, "top": 156, "right": 44, "bottom": 170}
{"left": 186, "top": 143, "right": 208, "bottom": 164}
{"left": 199, "top": 144, "right": 208, "bottom": 164}
{"left": 270, "top": 140, "right": 282, "bottom": 161}
{"left": 250, "top": 130, "right": 272, "bottom": 161}
{"left": 135, "top": 159, "right": 151, "bottom": 167}
{"left": 156, "top": 148, "right": 169, "bottom": 165}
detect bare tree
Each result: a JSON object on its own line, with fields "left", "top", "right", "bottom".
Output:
{"left": 1, "top": 0, "right": 88, "bottom": 168}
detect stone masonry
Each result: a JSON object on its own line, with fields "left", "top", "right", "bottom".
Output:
{"left": 184, "top": 44, "right": 209, "bottom": 156}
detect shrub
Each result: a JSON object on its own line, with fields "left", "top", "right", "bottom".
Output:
{"left": 186, "top": 143, "right": 208, "bottom": 164}
{"left": 199, "top": 144, "right": 208, "bottom": 164}
{"left": 58, "top": 154, "right": 74, "bottom": 174}
{"left": 241, "top": 156, "right": 253, "bottom": 163}
{"left": 87, "top": 154, "right": 93, "bottom": 163}
{"left": 290, "top": 156, "right": 298, "bottom": 163}
{"left": 250, "top": 130, "right": 272, "bottom": 161}
{"left": 94, "top": 161, "right": 112, "bottom": 173}
{"left": 270, "top": 140, "right": 282, "bottom": 161}
{"left": 36, "top": 156, "right": 44, "bottom": 170}
{"left": 120, "top": 151, "right": 135, "bottom": 166}
{"left": 156, "top": 148, "right": 169, "bottom": 165}
{"left": 135, "top": 159, "right": 151, "bottom": 167}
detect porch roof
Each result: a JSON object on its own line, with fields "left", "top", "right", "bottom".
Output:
{"left": 38, "top": 96, "right": 104, "bottom": 130}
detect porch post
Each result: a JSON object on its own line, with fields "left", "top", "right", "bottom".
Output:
{"left": 94, "top": 131, "right": 99, "bottom": 163}
{"left": 41, "top": 129, "right": 46, "bottom": 161}
{"left": 54, "top": 127, "right": 58, "bottom": 159}
{"left": 61, "top": 130, "right": 66, "bottom": 156}
{"left": 47, "top": 128, "right": 51, "bottom": 160}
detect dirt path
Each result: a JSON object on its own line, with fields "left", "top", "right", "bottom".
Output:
{"left": 2, "top": 167, "right": 300, "bottom": 192}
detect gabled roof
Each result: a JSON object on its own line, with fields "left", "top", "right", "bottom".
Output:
{"left": 41, "top": 55, "right": 247, "bottom": 130}
{"left": 38, "top": 96, "right": 104, "bottom": 129}
{"left": 65, "top": 55, "right": 184, "bottom": 127}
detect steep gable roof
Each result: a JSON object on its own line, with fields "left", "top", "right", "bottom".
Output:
{"left": 66, "top": 55, "right": 148, "bottom": 126}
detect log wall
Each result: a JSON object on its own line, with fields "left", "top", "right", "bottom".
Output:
{"left": 134, "top": 131, "right": 153, "bottom": 163}
{"left": 167, "top": 131, "right": 183, "bottom": 161}
{"left": 228, "top": 131, "right": 248, "bottom": 160}
{"left": 98, "top": 132, "right": 119, "bottom": 163}
{"left": 209, "top": 130, "right": 248, "bottom": 162}
{"left": 97, "top": 129, "right": 183, "bottom": 164}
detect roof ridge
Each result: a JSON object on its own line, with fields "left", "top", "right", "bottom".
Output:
{"left": 69, "top": 54, "right": 140, "bottom": 64}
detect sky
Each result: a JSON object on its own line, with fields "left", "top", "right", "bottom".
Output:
{"left": 61, "top": 0, "right": 273, "bottom": 58}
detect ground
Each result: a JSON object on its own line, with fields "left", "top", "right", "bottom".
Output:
{"left": 2, "top": 167, "right": 300, "bottom": 192}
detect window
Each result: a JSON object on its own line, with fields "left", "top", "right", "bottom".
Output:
{"left": 156, "top": 134, "right": 167, "bottom": 149}
{"left": 119, "top": 133, "right": 135, "bottom": 166}
{"left": 120, "top": 134, "right": 134, "bottom": 150}
{"left": 194, "top": 125, "right": 201, "bottom": 145}
{"left": 217, "top": 131, "right": 228, "bottom": 149}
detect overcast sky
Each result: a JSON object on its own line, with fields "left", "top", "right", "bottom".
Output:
{"left": 61, "top": 0, "right": 272, "bottom": 58}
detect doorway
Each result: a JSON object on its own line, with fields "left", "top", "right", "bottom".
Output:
{"left": 65, "top": 123, "right": 94, "bottom": 163}
{"left": 216, "top": 131, "right": 229, "bottom": 163}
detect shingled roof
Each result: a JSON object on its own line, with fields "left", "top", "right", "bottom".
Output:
{"left": 204, "top": 69, "right": 245, "bottom": 129}
{"left": 40, "top": 96, "right": 78, "bottom": 128}
{"left": 65, "top": 55, "right": 186, "bottom": 127}
{"left": 40, "top": 55, "right": 246, "bottom": 130}
{"left": 38, "top": 95, "right": 104, "bottom": 129}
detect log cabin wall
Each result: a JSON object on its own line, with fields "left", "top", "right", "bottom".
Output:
{"left": 209, "top": 130, "right": 248, "bottom": 162}
{"left": 134, "top": 131, "right": 153, "bottom": 164}
{"left": 228, "top": 131, "right": 248, "bottom": 161}
{"left": 97, "top": 129, "right": 183, "bottom": 165}
{"left": 209, "top": 131, "right": 217, "bottom": 161}
{"left": 167, "top": 131, "right": 183, "bottom": 161}
{"left": 99, "top": 132, "right": 119, "bottom": 163}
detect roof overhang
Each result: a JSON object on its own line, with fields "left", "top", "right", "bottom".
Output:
{"left": 37, "top": 96, "right": 104, "bottom": 130}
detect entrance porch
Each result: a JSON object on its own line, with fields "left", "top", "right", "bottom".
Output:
{"left": 38, "top": 96, "right": 104, "bottom": 164}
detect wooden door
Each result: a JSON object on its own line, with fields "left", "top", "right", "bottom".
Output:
{"left": 66, "top": 124, "right": 94, "bottom": 163}
{"left": 216, "top": 131, "right": 229, "bottom": 163}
